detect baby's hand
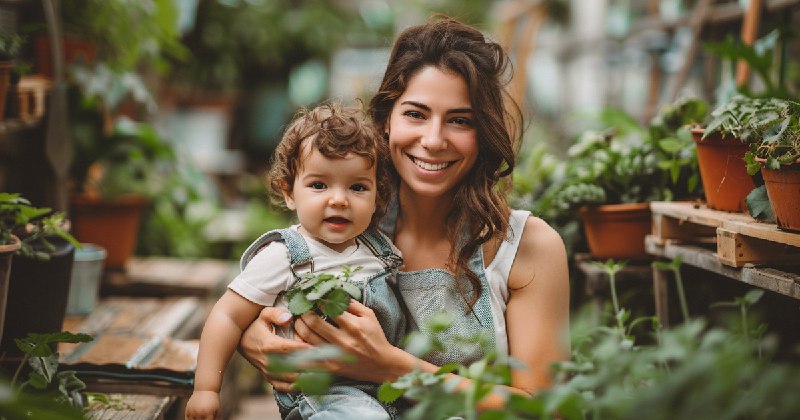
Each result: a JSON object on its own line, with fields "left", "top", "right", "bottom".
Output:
{"left": 185, "top": 390, "right": 220, "bottom": 420}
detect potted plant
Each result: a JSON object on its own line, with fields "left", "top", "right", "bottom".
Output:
{"left": 0, "top": 193, "right": 80, "bottom": 354}
{"left": 692, "top": 94, "right": 761, "bottom": 212}
{"left": 0, "top": 31, "right": 25, "bottom": 122}
{"left": 67, "top": 84, "right": 176, "bottom": 270}
{"left": 741, "top": 98, "right": 800, "bottom": 232}
{"left": 546, "top": 100, "right": 706, "bottom": 260}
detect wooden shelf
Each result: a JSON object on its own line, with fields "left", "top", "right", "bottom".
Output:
{"left": 650, "top": 201, "right": 800, "bottom": 267}
{"left": 645, "top": 235, "right": 800, "bottom": 300}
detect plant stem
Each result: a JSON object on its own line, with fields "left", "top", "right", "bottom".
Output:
{"left": 674, "top": 267, "right": 690, "bottom": 323}
{"left": 10, "top": 352, "right": 30, "bottom": 389}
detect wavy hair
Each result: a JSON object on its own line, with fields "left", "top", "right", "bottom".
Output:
{"left": 369, "top": 17, "right": 521, "bottom": 308}
{"left": 267, "top": 101, "right": 391, "bottom": 229}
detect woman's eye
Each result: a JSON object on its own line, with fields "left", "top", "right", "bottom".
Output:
{"left": 310, "top": 182, "right": 326, "bottom": 189}
{"left": 404, "top": 110, "right": 424, "bottom": 119}
{"left": 451, "top": 117, "right": 473, "bottom": 126}
{"left": 350, "top": 184, "right": 368, "bottom": 192}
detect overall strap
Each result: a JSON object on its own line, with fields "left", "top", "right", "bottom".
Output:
{"left": 358, "top": 229, "right": 402, "bottom": 269}
{"left": 239, "top": 228, "right": 314, "bottom": 275}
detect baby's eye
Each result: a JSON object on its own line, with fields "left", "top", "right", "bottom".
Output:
{"left": 309, "top": 182, "right": 326, "bottom": 189}
{"left": 350, "top": 184, "right": 369, "bottom": 192}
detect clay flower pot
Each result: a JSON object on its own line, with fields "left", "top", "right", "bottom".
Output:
{"left": 691, "top": 128, "right": 756, "bottom": 212}
{"left": 760, "top": 161, "right": 800, "bottom": 233}
{"left": 579, "top": 203, "right": 652, "bottom": 261}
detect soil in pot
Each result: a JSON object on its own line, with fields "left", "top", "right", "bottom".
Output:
{"left": 692, "top": 128, "right": 755, "bottom": 212}
{"left": 761, "top": 163, "right": 800, "bottom": 233}
{"left": 579, "top": 203, "right": 652, "bottom": 261}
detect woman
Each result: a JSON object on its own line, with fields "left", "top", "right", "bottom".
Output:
{"left": 239, "top": 16, "right": 570, "bottom": 411}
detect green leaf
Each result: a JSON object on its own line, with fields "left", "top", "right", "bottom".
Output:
{"left": 378, "top": 381, "right": 407, "bottom": 403}
{"left": 658, "top": 138, "right": 683, "bottom": 153}
{"left": 319, "top": 288, "right": 351, "bottom": 318}
{"left": 294, "top": 372, "right": 333, "bottom": 396}
{"left": 307, "top": 279, "right": 337, "bottom": 301}
{"left": 288, "top": 292, "right": 313, "bottom": 315}
{"left": 340, "top": 282, "right": 362, "bottom": 300}
{"left": 745, "top": 185, "right": 774, "bottom": 221}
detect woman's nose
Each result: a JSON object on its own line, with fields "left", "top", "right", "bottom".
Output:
{"left": 420, "top": 120, "right": 446, "bottom": 152}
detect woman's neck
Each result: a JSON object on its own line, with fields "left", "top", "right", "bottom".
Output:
{"left": 396, "top": 184, "right": 453, "bottom": 239}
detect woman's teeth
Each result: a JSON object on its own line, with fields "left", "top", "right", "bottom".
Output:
{"left": 412, "top": 157, "right": 450, "bottom": 171}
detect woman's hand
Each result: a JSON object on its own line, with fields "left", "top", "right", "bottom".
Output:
{"left": 294, "top": 300, "right": 415, "bottom": 384}
{"left": 238, "top": 307, "right": 311, "bottom": 392}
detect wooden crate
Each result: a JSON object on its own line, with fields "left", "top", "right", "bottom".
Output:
{"left": 650, "top": 201, "right": 800, "bottom": 267}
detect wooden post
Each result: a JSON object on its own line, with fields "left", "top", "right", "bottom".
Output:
{"left": 736, "top": 0, "right": 763, "bottom": 87}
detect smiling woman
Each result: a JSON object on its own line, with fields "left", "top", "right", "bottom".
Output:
{"left": 387, "top": 67, "right": 479, "bottom": 199}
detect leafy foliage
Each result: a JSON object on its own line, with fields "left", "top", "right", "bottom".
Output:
{"left": 529, "top": 98, "right": 707, "bottom": 227}
{"left": 362, "top": 259, "right": 800, "bottom": 419}
{"left": 1, "top": 331, "right": 93, "bottom": 418}
{"left": 0, "top": 193, "right": 81, "bottom": 260}
{"left": 284, "top": 266, "right": 363, "bottom": 319}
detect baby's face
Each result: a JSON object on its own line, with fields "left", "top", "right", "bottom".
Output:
{"left": 284, "top": 147, "right": 377, "bottom": 252}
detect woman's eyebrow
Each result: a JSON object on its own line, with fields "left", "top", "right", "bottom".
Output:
{"left": 400, "top": 100, "right": 473, "bottom": 114}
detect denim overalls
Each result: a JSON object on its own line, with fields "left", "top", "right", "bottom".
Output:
{"left": 380, "top": 200, "right": 497, "bottom": 368}
{"left": 239, "top": 227, "right": 405, "bottom": 420}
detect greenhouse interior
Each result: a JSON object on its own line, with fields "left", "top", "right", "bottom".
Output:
{"left": 1, "top": 0, "right": 799, "bottom": 419}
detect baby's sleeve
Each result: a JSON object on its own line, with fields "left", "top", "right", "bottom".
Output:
{"left": 227, "top": 242, "right": 293, "bottom": 306}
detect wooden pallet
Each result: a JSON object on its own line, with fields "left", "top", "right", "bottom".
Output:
{"left": 650, "top": 201, "right": 800, "bottom": 267}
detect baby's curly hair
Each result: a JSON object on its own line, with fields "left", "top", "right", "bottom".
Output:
{"left": 266, "top": 101, "right": 391, "bottom": 229}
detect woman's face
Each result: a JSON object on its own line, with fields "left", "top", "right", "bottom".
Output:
{"left": 386, "top": 66, "right": 478, "bottom": 198}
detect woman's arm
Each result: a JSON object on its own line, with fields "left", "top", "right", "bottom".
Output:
{"left": 504, "top": 216, "right": 571, "bottom": 394}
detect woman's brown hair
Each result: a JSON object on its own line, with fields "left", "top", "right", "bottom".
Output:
{"left": 369, "top": 17, "right": 521, "bottom": 308}
{"left": 267, "top": 101, "right": 391, "bottom": 229}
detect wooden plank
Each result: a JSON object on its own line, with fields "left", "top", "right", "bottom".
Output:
{"left": 652, "top": 212, "right": 717, "bottom": 242}
{"left": 103, "top": 257, "right": 237, "bottom": 298}
{"left": 652, "top": 268, "right": 671, "bottom": 328}
{"left": 645, "top": 235, "right": 800, "bottom": 300}
{"left": 716, "top": 228, "right": 800, "bottom": 267}
{"left": 724, "top": 219, "right": 800, "bottom": 248}
{"left": 85, "top": 394, "right": 175, "bottom": 420}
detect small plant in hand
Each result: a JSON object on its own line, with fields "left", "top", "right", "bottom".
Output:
{"left": 284, "top": 265, "right": 363, "bottom": 319}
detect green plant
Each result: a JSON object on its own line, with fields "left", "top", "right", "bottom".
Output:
{"left": 741, "top": 98, "right": 800, "bottom": 173}
{"left": 284, "top": 266, "right": 363, "bottom": 319}
{"left": 0, "top": 331, "right": 92, "bottom": 418}
{"left": 59, "top": 0, "right": 187, "bottom": 73}
{"left": 0, "top": 193, "right": 80, "bottom": 260}
{"left": 68, "top": 84, "right": 176, "bottom": 199}
{"left": 545, "top": 100, "right": 706, "bottom": 218}
{"left": 0, "top": 31, "right": 25, "bottom": 61}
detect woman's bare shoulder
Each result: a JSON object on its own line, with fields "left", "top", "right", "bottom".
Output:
{"left": 508, "top": 215, "right": 567, "bottom": 290}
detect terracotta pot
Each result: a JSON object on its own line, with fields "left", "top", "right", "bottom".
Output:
{"left": 0, "top": 235, "right": 21, "bottom": 347}
{"left": 69, "top": 195, "right": 148, "bottom": 270}
{"left": 761, "top": 162, "right": 800, "bottom": 233}
{"left": 34, "top": 34, "right": 96, "bottom": 78}
{"left": 691, "top": 128, "right": 755, "bottom": 212}
{"left": 579, "top": 203, "right": 652, "bottom": 261}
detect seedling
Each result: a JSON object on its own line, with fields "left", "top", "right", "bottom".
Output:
{"left": 284, "top": 265, "right": 363, "bottom": 319}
